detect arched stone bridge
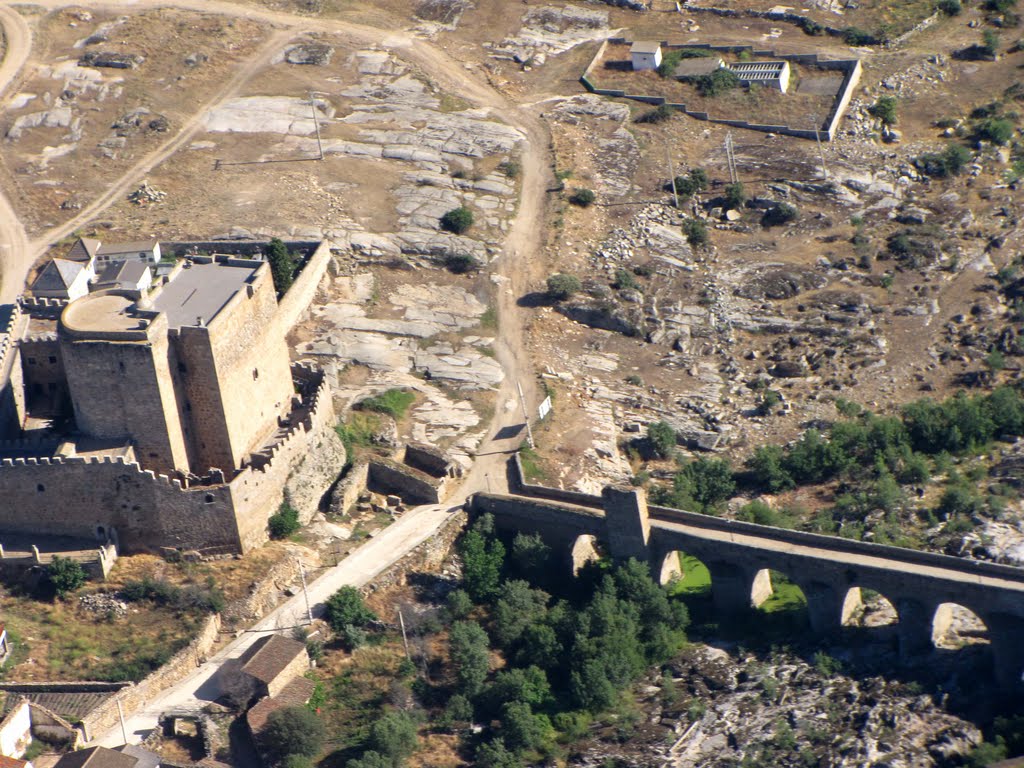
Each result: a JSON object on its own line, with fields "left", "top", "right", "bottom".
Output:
{"left": 469, "top": 486, "right": 1024, "bottom": 689}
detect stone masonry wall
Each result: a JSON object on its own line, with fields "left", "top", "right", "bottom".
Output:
{"left": 0, "top": 455, "right": 239, "bottom": 552}
{"left": 229, "top": 365, "right": 340, "bottom": 551}
{"left": 78, "top": 614, "right": 221, "bottom": 744}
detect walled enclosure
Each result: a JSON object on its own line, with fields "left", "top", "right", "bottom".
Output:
{"left": 581, "top": 39, "right": 862, "bottom": 141}
{"left": 0, "top": 242, "right": 337, "bottom": 555}
{"left": 470, "top": 469, "right": 1024, "bottom": 689}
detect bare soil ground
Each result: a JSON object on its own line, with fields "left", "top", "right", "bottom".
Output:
{"left": 0, "top": 8, "right": 268, "bottom": 238}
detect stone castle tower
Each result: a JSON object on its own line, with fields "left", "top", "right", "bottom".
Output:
{"left": 58, "top": 257, "right": 293, "bottom": 476}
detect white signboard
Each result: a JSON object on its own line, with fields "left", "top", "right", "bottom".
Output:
{"left": 538, "top": 396, "right": 552, "bottom": 421}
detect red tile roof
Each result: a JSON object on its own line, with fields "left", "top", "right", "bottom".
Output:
{"left": 239, "top": 635, "right": 307, "bottom": 685}
{"left": 246, "top": 677, "right": 316, "bottom": 735}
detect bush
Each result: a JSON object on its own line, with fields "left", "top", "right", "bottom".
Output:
{"left": 356, "top": 388, "right": 416, "bottom": 419}
{"left": 47, "top": 556, "right": 86, "bottom": 598}
{"left": 868, "top": 95, "right": 899, "bottom": 125}
{"left": 975, "top": 117, "right": 1015, "bottom": 144}
{"left": 612, "top": 268, "right": 639, "bottom": 291}
{"left": 983, "top": 29, "right": 1001, "bottom": 56}
{"left": 368, "top": 711, "right": 419, "bottom": 766}
{"left": 761, "top": 203, "right": 798, "bottom": 227}
{"left": 723, "top": 182, "right": 746, "bottom": 210}
{"left": 843, "top": 26, "right": 879, "bottom": 45}
{"left": 914, "top": 143, "right": 972, "bottom": 177}
{"left": 647, "top": 421, "right": 677, "bottom": 459}
{"left": 259, "top": 706, "right": 325, "bottom": 763}
{"left": 269, "top": 503, "right": 300, "bottom": 539}
{"left": 445, "top": 252, "right": 480, "bottom": 274}
{"left": 637, "top": 104, "right": 674, "bottom": 124}
{"left": 267, "top": 237, "right": 296, "bottom": 295}
{"left": 695, "top": 68, "right": 740, "bottom": 96}
{"left": 683, "top": 218, "right": 708, "bottom": 247}
{"left": 499, "top": 160, "right": 521, "bottom": 179}
{"left": 568, "top": 188, "right": 596, "bottom": 207}
{"left": 120, "top": 576, "right": 224, "bottom": 614}
{"left": 937, "top": 0, "right": 962, "bottom": 14}
{"left": 440, "top": 206, "right": 474, "bottom": 234}
{"left": 325, "top": 586, "right": 376, "bottom": 633}
{"left": 546, "top": 273, "right": 581, "bottom": 300}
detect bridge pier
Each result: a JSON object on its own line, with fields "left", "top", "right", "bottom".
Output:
{"left": 896, "top": 598, "right": 935, "bottom": 662}
{"left": 800, "top": 581, "right": 845, "bottom": 635}
{"left": 602, "top": 487, "right": 650, "bottom": 561}
{"left": 987, "top": 613, "right": 1024, "bottom": 690}
{"left": 706, "top": 561, "right": 756, "bottom": 618}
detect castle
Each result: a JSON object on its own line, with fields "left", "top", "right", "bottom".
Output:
{"left": 0, "top": 240, "right": 341, "bottom": 556}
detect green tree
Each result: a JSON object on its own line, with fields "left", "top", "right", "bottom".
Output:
{"left": 440, "top": 206, "right": 474, "bottom": 234}
{"left": 449, "top": 620, "right": 491, "bottom": 696}
{"left": 458, "top": 526, "right": 505, "bottom": 602}
{"left": 509, "top": 533, "right": 552, "bottom": 583}
{"left": 282, "top": 756, "right": 315, "bottom": 768}
{"left": 723, "top": 182, "right": 746, "bottom": 210}
{"left": 475, "top": 738, "right": 523, "bottom": 768}
{"left": 268, "top": 503, "right": 300, "bottom": 539}
{"left": 368, "top": 710, "right": 419, "bottom": 767}
{"left": 442, "top": 694, "right": 474, "bottom": 728}
{"left": 47, "top": 556, "right": 86, "bottom": 598}
{"left": 259, "top": 706, "right": 325, "bottom": 763}
{"left": 868, "top": 95, "right": 898, "bottom": 125}
{"left": 546, "top": 273, "right": 581, "bottom": 300}
{"left": 501, "top": 701, "right": 553, "bottom": 752}
{"left": 325, "top": 586, "right": 376, "bottom": 633}
{"left": 493, "top": 580, "right": 550, "bottom": 649}
{"left": 481, "top": 666, "right": 553, "bottom": 716}
{"left": 346, "top": 752, "right": 390, "bottom": 768}
{"left": 696, "top": 68, "right": 740, "bottom": 96}
{"left": 445, "top": 588, "right": 473, "bottom": 620}
{"left": 937, "top": 0, "right": 962, "bottom": 14}
{"left": 683, "top": 218, "right": 708, "bottom": 247}
{"left": 513, "top": 622, "right": 562, "bottom": 670}
{"left": 982, "top": 29, "right": 1000, "bottom": 58}
{"left": 975, "top": 118, "right": 1014, "bottom": 145}
{"left": 568, "top": 188, "right": 596, "bottom": 207}
{"left": 761, "top": 203, "right": 798, "bottom": 227}
{"left": 267, "top": 237, "right": 296, "bottom": 295}
{"left": 647, "top": 420, "right": 677, "bottom": 459}
{"left": 678, "top": 457, "right": 736, "bottom": 509}
{"left": 747, "top": 445, "right": 794, "bottom": 492}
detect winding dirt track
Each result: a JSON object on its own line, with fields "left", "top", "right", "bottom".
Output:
{"left": 0, "top": 0, "right": 552, "bottom": 743}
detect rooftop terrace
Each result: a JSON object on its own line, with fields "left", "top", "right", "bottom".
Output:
{"left": 152, "top": 259, "right": 260, "bottom": 329}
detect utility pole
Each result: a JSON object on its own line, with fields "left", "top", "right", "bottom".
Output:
{"left": 116, "top": 699, "right": 128, "bottom": 746}
{"left": 297, "top": 559, "right": 313, "bottom": 625}
{"left": 516, "top": 380, "right": 535, "bottom": 449}
{"left": 310, "top": 101, "right": 324, "bottom": 160}
{"left": 812, "top": 114, "right": 828, "bottom": 179}
{"left": 724, "top": 132, "right": 739, "bottom": 184}
{"left": 666, "top": 145, "right": 679, "bottom": 209}
{"left": 398, "top": 609, "right": 411, "bottom": 660}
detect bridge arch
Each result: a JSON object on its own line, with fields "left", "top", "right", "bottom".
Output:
{"left": 841, "top": 587, "right": 899, "bottom": 629}
{"left": 932, "top": 603, "right": 989, "bottom": 649}
{"left": 570, "top": 534, "right": 602, "bottom": 575}
{"left": 657, "top": 550, "right": 712, "bottom": 597}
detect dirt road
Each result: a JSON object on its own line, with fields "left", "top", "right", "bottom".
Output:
{"left": 0, "top": 5, "right": 32, "bottom": 303}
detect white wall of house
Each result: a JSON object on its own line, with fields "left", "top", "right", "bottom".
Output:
{"left": 631, "top": 48, "right": 662, "bottom": 71}
{"left": 0, "top": 700, "right": 32, "bottom": 758}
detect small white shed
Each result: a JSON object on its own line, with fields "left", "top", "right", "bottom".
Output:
{"left": 630, "top": 41, "right": 662, "bottom": 71}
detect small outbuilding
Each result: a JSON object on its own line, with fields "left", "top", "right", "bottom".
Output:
{"left": 30, "top": 259, "right": 93, "bottom": 301}
{"left": 237, "top": 634, "right": 310, "bottom": 700}
{"left": 728, "top": 60, "right": 792, "bottom": 93}
{"left": 630, "top": 41, "right": 662, "bottom": 71}
{"left": 90, "top": 261, "right": 152, "bottom": 294}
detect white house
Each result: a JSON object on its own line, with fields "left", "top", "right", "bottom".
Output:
{"left": 727, "top": 60, "right": 792, "bottom": 93}
{"left": 630, "top": 41, "right": 662, "bottom": 71}
{"left": 29, "top": 259, "right": 93, "bottom": 301}
{"left": 94, "top": 240, "right": 161, "bottom": 268}
{"left": 0, "top": 699, "right": 31, "bottom": 760}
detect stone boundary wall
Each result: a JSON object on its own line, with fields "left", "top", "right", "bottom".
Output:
{"left": 78, "top": 613, "right": 221, "bottom": 744}
{"left": 275, "top": 240, "right": 332, "bottom": 333}
{"left": 331, "top": 461, "right": 370, "bottom": 517}
{"left": 367, "top": 458, "right": 441, "bottom": 505}
{"left": 160, "top": 240, "right": 321, "bottom": 259}
{"left": 504, "top": 455, "right": 1024, "bottom": 584}
{"left": 581, "top": 38, "right": 861, "bottom": 141}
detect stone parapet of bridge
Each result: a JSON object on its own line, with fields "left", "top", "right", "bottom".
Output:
{"left": 470, "top": 474, "right": 1024, "bottom": 690}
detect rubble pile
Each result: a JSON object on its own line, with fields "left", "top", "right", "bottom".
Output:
{"left": 128, "top": 181, "right": 166, "bottom": 205}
